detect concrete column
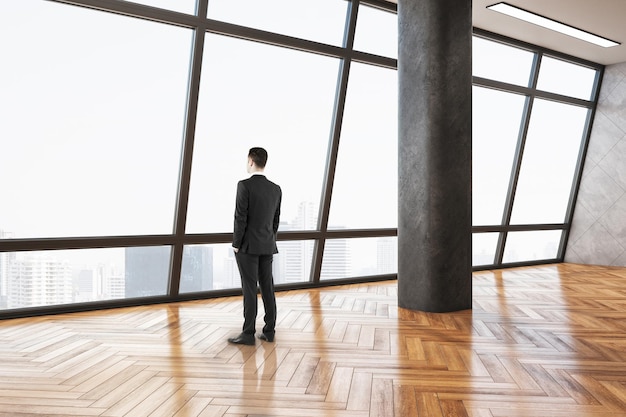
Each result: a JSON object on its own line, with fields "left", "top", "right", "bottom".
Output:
{"left": 397, "top": 0, "right": 472, "bottom": 312}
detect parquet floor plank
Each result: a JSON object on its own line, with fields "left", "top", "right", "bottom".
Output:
{"left": 416, "top": 391, "right": 445, "bottom": 417}
{"left": 1, "top": 263, "right": 626, "bottom": 415}
{"left": 393, "top": 385, "right": 419, "bottom": 417}
{"left": 369, "top": 378, "right": 394, "bottom": 417}
{"left": 346, "top": 371, "right": 372, "bottom": 411}
{"left": 100, "top": 375, "right": 170, "bottom": 417}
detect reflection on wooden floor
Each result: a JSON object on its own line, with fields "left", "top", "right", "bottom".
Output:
{"left": 1, "top": 263, "right": 626, "bottom": 416}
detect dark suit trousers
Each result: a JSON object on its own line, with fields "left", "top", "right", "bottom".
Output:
{"left": 235, "top": 252, "right": 277, "bottom": 336}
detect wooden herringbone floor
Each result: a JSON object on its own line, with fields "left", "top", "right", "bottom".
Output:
{"left": 1, "top": 263, "right": 626, "bottom": 416}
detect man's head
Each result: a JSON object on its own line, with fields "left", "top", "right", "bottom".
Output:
{"left": 247, "top": 147, "right": 268, "bottom": 173}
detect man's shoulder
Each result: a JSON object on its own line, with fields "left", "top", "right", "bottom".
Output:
{"left": 249, "top": 175, "right": 279, "bottom": 186}
{"left": 267, "top": 179, "right": 281, "bottom": 194}
{"left": 266, "top": 178, "right": 281, "bottom": 188}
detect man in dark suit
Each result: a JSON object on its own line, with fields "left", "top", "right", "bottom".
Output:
{"left": 228, "top": 147, "right": 282, "bottom": 345}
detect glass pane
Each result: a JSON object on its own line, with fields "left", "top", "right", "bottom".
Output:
{"left": 353, "top": 4, "right": 397, "bottom": 59}
{"left": 320, "top": 237, "right": 397, "bottom": 280}
{"left": 473, "top": 86, "right": 526, "bottom": 226}
{"left": 328, "top": 62, "right": 398, "bottom": 229}
{"left": 0, "top": 1, "right": 192, "bottom": 239}
{"left": 207, "top": 0, "right": 348, "bottom": 47}
{"left": 1, "top": 247, "right": 169, "bottom": 310}
{"left": 275, "top": 240, "right": 315, "bottom": 284}
{"left": 120, "top": 0, "right": 196, "bottom": 14}
{"left": 181, "top": 244, "right": 239, "bottom": 291}
{"left": 125, "top": 246, "right": 171, "bottom": 297}
{"left": 503, "top": 230, "right": 561, "bottom": 263}
{"left": 537, "top": 56, "right": 598, "bottom": 101}
{"left": 511, "top": 99, "right": 588, "bottom": 224}
{"left": 472, "top": 36, "right": 535, "bottom": 87}
{"left": 179, "top": 240, "right": 315, "bottom": 293}
{"left": 179, "top": 245, "right": 215, "bottom": 293}
{"left": 473, "top": 232, "right": 499, "bottom": 266}
{"left": 186, "top": 34, "right": 339, "bottom": 233}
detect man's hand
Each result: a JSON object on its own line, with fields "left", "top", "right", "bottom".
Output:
{"left": 233, "top": 247, "right": 239, "bottom": 253}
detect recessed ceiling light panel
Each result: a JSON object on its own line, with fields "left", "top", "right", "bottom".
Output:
{"left": 487, "top": 2, "right": 620, "bottom": 48}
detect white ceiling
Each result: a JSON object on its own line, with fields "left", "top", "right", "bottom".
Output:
{"left": 387, "top": 0, "right": 626, "bottom": 66}
{"left": 473, "top": 0, "right": 626, "bottom": 65}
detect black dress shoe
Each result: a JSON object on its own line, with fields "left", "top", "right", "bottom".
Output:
{"left": 228, "top": 334, "right": 255, "bottom": 345}
{"left": 258, "top": 333, "right": 275, "bottom": 342}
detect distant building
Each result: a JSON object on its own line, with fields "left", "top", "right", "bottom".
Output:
{"left": 8, "top": 256, "right": 72, "bottom": 308}
{"left": 320, "top": 237, "right": 349, "bottom": 280}
{"left": 103, "top": 265, "right": 125, "bottom": 300}
{"left": 125, "top": 246, "right": 170, "bottom": 298}
{"left": 291, "top": 201, "right": 318, "bottom": 230}
{"left": 275, "top": 240, "right": 312, "bottom": 284}
{"left": 125, "top": 245, "right": 213, "bottom": 296}
{"left": 74, "top": 268, "right": 95, "bottom": 302}
{"left": 377, "top": 237, "right": 397, "bottom": 274}
{"left": 275, "top": 202, "right": 318, "bottom": 284}
{"left": 74, "top": 262, "right": 125, "bottom": 302}
{"left": 0, "top": 229, "right": 15, "bottom": 308}
{"left": 222, "top": 249, "right": 238, "bottom": 290}
{"left": 180, "top": 245, "right": 213, "bottom": 292}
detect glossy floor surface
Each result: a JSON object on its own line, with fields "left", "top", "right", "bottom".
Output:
{"left": 1, "top": 263, "right": 626, "bottom": 416}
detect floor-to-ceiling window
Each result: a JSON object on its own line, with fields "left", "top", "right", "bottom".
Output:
{"left": 472, "top": 31, "right": 602, "bottom": 269}
{"left": 0, "top": 1, "right": 603, "bottom": 317}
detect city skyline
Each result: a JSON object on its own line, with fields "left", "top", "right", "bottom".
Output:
{"left": 0, "top": 201, "right": 398, "bottom": 309}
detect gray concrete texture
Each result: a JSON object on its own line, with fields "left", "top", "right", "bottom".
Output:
{"left": 566, "top": 62, "right": 626, "bottom": 266}
{"left": 397, "top": 0, "right": 473, "bottom": 312}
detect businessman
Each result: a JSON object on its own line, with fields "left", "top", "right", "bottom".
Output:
{"left": 228, "top": 147, "right": 282, "bottom": 345}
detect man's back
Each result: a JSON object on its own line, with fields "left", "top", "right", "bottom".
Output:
{"left": 233, "top": 174, "right": 281, "bottom": 255}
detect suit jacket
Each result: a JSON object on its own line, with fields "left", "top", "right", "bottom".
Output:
{"left": 233, "top": 174, "right": 282, "bottom": 255}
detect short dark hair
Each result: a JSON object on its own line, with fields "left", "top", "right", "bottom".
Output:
{"left": 248, "top": 147, "right": 268, "bottom": 168}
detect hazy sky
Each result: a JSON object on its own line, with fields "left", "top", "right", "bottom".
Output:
{"left": 0, "top": 0, "right": 598, "bottom": 272}
{"left": 0, "top": 0, "right": 399, "bottom": 240}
